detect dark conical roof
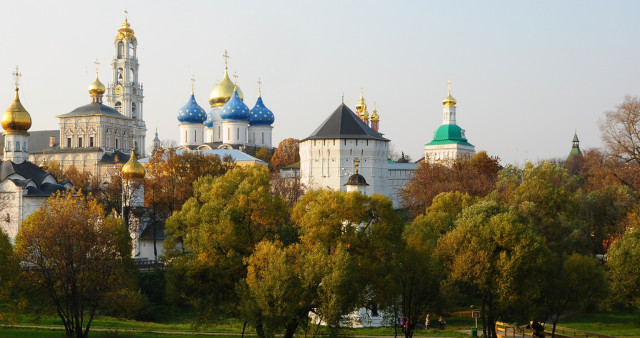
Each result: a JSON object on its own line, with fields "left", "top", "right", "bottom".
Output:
{"left": 345, "top": 173, "right": 369, "bottom": 186}
{"left": 303, "top": 103, "right": 388, "bottom": 141}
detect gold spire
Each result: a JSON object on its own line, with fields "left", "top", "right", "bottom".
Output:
{"left": 39, "top": 150, "right": 49, "bottom": 171}
{"left": 116, "top": 10, "right": 136, "bottom": 41}
{"left": 2, "top": 66, "right": 32, "bottom": 133}
{"left": 209, "top": 50, "right": 243, "bottom": 107}
{"left": 88, "top": 59, "right": 106, "bottom": 98}
{"left": 356, "top": 87, "right": 368, "bottom": 113}
{"left": 442, "top": 80, "right": 456, "bottom": 107}
{"left": 371, "top": 102, "right": 379, "bottom": 121}
{"left": 122, "top": 150, "right": 145, "bottom": 180}
{"left": 191, "top": 75, "right": 195, "bottom": 95}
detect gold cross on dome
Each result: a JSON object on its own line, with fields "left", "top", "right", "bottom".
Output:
{"left": 223, "top": 49, "right": 229, "bottom": 69}
{"left": 354, "top": 157, "right": 360, "bottom": 174}
{"left": 191, "top": 75, "right": 195, "bottom": 94}
{"left": 124, "top": 9, "right": 128, "bottom": 21}
{"left": 233, "top": 72, "right": 238, "bottom": 86}
{"left": 94, "top": 59, "right": 100, "bottom": 75}
{"left": 447, "top": 80, "right": 452, "bottom": 94}
{"left": 257, "top": 77, "right": 262, "bottom": 96}
{"left": 12, "top": 66, "right": 21, "bottom": 88}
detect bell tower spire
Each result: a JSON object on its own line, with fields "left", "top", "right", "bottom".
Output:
{"left": 105, "top": 11, "right": 147, "bottom": 156}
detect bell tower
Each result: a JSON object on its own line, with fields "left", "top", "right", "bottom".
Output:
{"left": 106, "top": 11, "right": 147, "bottom": 156}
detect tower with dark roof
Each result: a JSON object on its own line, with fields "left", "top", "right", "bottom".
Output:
{"left": 567, "top": 132, "right": 582, "bottom": 160}
{"left": 299, "top": 103, "right": 389, "bottom": 197}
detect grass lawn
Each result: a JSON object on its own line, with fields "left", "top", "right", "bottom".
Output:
{"left": 554, "top": 311, "right": 640, "bottom": 336}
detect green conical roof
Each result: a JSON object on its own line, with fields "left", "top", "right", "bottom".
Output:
{"left": 567, "top": 132, "right": 582, "bottom": 160}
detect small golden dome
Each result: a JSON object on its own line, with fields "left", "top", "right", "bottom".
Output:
{"left": 2, "top": 88, "right": 32, "bottom": 132}
{"left": 355, "top": 88, "right": 367, "bottom": 113}
{"left": 122, "top": 150, "right": 145, "bottom": 180}
{"left": 88, "top": 75, "right": 106, "bottom": 96}
{"left": 442, "top": 80, "right": 456, "bottom": 107}
{"left": 39, "top": 154, "right": 49, "bottom": 171}
{"left": 371, "top": 103, "right": 379, "bottom": 121}
{"left": 116, "top": 14, "right": 136, "bottom": 41}
{"left": 209, "top": 68, "right": 243, "bottom": 107}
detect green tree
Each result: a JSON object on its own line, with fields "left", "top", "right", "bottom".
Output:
{"left": 164, "top": 166, "right": 288, "bottom": 330}
{"left": 607, "top": 228, "right": 640, "bottom": 310}
{"left": 15, "top": 191, "right": 132, "bottom": 338}
{"left": 0, "top": 229, "right": 19, "bottom": 310}
{"left": 543, "top": 253, "right": 607, "bottom": 337}
{"left": 438, "top": 200, "right": 550, "bottom": 338}
{"left": 408, "top": 191, "right": 475, "bottom": 238}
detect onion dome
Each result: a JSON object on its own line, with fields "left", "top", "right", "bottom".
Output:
{"left": 355, "top": 89, "right": 368, "bottom": 117}
{"left": 220, "top": 88, "right": 250, "bottom": 121}
{"left": 371, "top": 103, "right": 379, "bottom": 121}
{"left": 209, "top": 68, "right": 244, "bottom": 107}
{"left": 442, "top": 80, "right": 456, "bottom": 107}
{"left": 249, "top": 94, "right": 274, "bottom": 126}
{"left": 177, "top": 93, "right": 207, "bottom": 124}
{"left": 39, "top": 155, "right": 49, "bottom": 171}
{"left": 122, "top": 150, "right": 145, "bottom": 180}
{"left": 2, "top": 88, "right": 32, "bottom": 133}
{"left": 88, "top": 74, "right": 106, "bottom": 97}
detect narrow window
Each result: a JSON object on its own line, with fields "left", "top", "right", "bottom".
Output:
{"left": 116, "top": 139, "right": 119, "bottom": 149}
{"left": 67, "top": 138, "right": 72, "bottom": 148}
{"left": 15, "top": 141, "right": 19, "bottom": 151}
{"left": 78, "top": 137, "right": 83, "bottom": 148}
{"left": 237, "top": 128, "right": 239, "bottom": 140}
{"left": 89, "top": 137, "right": 94, "bottom": 147}
{"left": 261, "top": 132, "right": 264, "bottom": 144}
{"left": 185, "top": 130, "right": 188, "bottom": 143}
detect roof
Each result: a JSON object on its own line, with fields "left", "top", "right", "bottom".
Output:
{"left": 345, "top": 173, "right": 369, "bottom": 186}
{"left": 99, "top": 150, "right": 131, "bottom": 165}
{"left": 0, "top": 160, "right": 69, "bottom": 196}
{"left": 304, "top": 103, "right": 388, "bottom": 141}
{"left": 139, "top": 148, "right": 267, "bottom": 166}
{"left": 57, "top": 102, "right": 130, "bottom": 119}
{"left": 0, "top": 130, "right": 58, "bottom": 154}
{"left": 388, "top": 162, "right": 419, "bottom": 170}
{"left": 425, "top": 124, "right": 474, "bottom": 147}
{"left": 177, "top": 94, "right": 207, "bottom": 124}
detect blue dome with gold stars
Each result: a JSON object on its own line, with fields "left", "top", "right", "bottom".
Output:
{"left": 249, "top": 96, "right": 274, "bottom": 126}
{"left": 220, "top": 89, "right": 250, "bottom": 121}
{"left": 177, "top": 94, "right": 206, "bottom": 124}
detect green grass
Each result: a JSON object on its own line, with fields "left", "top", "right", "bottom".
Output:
{"left": 0, "top": 327, "right": 244, "bottom": 337}
{"left": 554, "top": 311, "right": 640, "bottom": 336}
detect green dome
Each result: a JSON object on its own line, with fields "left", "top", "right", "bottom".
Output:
{"left": 425, "top": 124, "right": 474, "bottom": 146}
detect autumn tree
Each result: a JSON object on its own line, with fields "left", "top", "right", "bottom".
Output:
{"left": 438, "top": 199, "right": 550, "bottom": 338}
{"left": 164, "top": 166, "right": 288, "bottom": 330}
{"left": 255, "top": 146, "right": 272, "bottom": 164}
{"left": 401, "top": 151, "right": 500, "bottom": 218}
{"left": 0, "top": 229, "right": 19, "bottom": 306}
{"left": 15, "top": 191, "right": 132, "bottom": 338}
{"left": 270, "top": 138, "right": 300, "bottom": 172}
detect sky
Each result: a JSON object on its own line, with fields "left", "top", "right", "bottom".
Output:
{"left": 1, "top": 0, "right": 640, "bottom": 165}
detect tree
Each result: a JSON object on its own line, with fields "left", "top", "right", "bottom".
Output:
{"left": 0, "top": 228, "right": 19, "bottom": 304}
{"left": 408, "top": 191, "right": 476, "bottom": 238}
{"left": 255, "top": 146, "right": 272, "bottom": 164}
{"left": 270, "top": 138, "right": 300, "bottom": 172}
{"left": 543, "top": 253, "right": 607, "bottom": 337}
{"left": 15, "top": 191, "right": 132, "bottom": 338}
{"left": 607, "top": 228, "right": 640, "bottom": 310}
{"left": 270, "top": 172, "right": 305, "bottom": 207}
{"left": 401, "top": 151, "right": 500, "bottom": 218}
{"left": 438, "top": 200, "right": 550, "bottom": 338}
{"left": 600, "top": 96, "right": 640, "bottom": 191}
{"left": 164, "top": 166, "right": 288, "bottom": 330}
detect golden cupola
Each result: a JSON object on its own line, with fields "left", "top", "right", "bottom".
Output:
{"left": 2, "top": 83, "right": 32, "bottom": 133}
{"left": 371, "top": 103, "right": 379, "bottom": 121}
{"left": 442, "top": 80, "right": 456, "bottom": 107}
{"left": 355, "top": 88, "right": 368, "bottom": 115}
{"left": 209, "top": 50, "right": 244, "bottom": 107}
{"left": 122, "top": 150, "right": 145, "bottom": 180}
{"left": 88, "top": 74, "right": 106, "bottom": 97}
{"left": 116, "top": 13, "right": 136, "bottom": 41}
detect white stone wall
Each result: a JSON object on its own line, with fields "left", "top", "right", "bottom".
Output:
{"left": 58, "top": 114, "right": 135, "bottom": 153}
{"left": 0, "top": 180, "right": 47, "bottom": 243}
{"left": 222, "top": 121, "right": 249, "bottom": 145}
{"left": 300, "top": 138, "right": 389, "bottom": 198}
{"left": 248, "top": 125, "right": 273, "bottom": 148}
{"left": 178, "top": 123, "right": 205, "bottom": 147}
{"left": 424, "top": 143, "right": 475, "bottom": 164}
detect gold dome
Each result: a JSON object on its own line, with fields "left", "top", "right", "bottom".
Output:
{"left": 39, "top": 151, "right": 49, "bottom": 171}
{"left": 122, "top": 150, "right": 145, "bottom": 180}
{"left": 116, "top": 14, "right": 136, "bottom": 41}
{"left": 2, "top": 88, "right": 32, "bottom": 133}
{"left": 209, "top": 68, "right": 243, "bottom": 107}
{"left": 371, "top": 103, "right": 379, "bottom": 121}
{"left": 88, "top": 74, "right": 106, "bottom": 96}
{"left": 442, "top": 80, "right": 456, "bottom": 107}
{"left": 355, "top": 88, "right": 367, "bottom": 113}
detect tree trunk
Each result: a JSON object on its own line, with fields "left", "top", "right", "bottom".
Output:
{"left": 284, "top": 319, "right": 299, "bottom": 338}
{"left": 241, "top": 321, "right": 247, "bottom": 338}
{"left": 552, "top": 317, "right": 559, "bottom": 338}
{"left": 481, "top": 300, "right": 487, "bottom": 338}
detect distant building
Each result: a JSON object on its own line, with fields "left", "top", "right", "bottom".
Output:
{"left": 424, "top": 81, "right": 475, "bottom": 163}
{"left": 567, "top": 132, "right": 582, "bottom": 160}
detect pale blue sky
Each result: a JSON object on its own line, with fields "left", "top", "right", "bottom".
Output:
{"left": 1, "top": 1, "right": 639, "bottom": 164}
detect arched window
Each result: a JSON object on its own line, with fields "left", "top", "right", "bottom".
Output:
{"left": 131, "top": 102, "right": 137, "bottom": 118}
{"left": 117, "top": 41, "right": 124, "bottom": 59}
{"left": 117, "top": 68, "right": 123, "bottom": 83}
{"left": 130, "top": 68, "right": 135, "bottom": 83}
{"left": 6, "top": 141, "right": 11, "bottom": 152}
{"left": 15, "top": 141, "right": 20, "bottom": 151}
{"left": 115, "top": 101, "right": 122, "bottom": 113}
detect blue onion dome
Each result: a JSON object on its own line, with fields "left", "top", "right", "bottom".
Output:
{"left": 204, "top": 110, "right": 214, "bottom": 128}
{"left": 249, "top": 96, "right": 275, "bottom": 126}
{"left": 177, "top": 94, "right": 207, "bottom": 124}
{"left": 220, "top": 89, "right": 250, "bottom": 121}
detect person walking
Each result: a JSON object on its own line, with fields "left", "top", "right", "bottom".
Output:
{"left": 438, "top": 315, "right": 445, "bottom": 330}
{"left": 425, "top": 314, "right": 430, "bottom": 329}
